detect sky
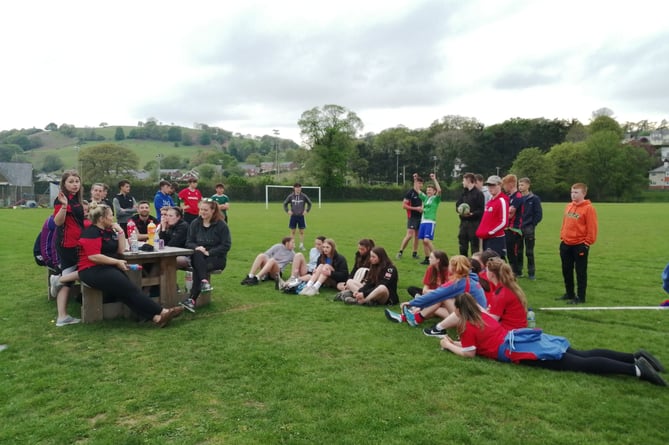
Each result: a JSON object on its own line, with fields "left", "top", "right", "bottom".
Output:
{"left": 2, "top": 0, "right": 668, "bottom": 144}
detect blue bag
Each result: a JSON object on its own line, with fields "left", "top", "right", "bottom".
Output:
{"left": 497, "top": 328, "right": 571, "bottom": 363}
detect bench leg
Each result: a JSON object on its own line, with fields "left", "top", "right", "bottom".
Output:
{"left": 81, "top": 286, "right": 104, "bottom": 323}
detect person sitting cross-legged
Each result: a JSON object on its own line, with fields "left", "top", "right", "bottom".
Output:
{"left": 241, "top": 237, "right": 295, "bottom": 286}
{"left": 342, "top": 247, "right": 399, "bottom": 306}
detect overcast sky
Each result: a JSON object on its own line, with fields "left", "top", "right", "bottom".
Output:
{"left": 2, "top": 0, "right": 667, "bottom": 143}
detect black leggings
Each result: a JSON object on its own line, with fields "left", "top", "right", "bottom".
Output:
{"left": 190, "top": 251, "right": 225, "bottom": 300}
{"left": 79, "top": 266, "right": 162, "bottom": 321}
{"left": 519, "top": 347, "right": 635, "bottom": 377}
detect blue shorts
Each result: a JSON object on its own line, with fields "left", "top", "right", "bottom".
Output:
{"left": 418, "top": 222, "right": 435, "bottom": 240}
{"left": 289, "top": 215, "right": 306, "bottom": 230}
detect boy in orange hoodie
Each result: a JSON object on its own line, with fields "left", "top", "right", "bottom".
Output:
{"left": 557, "top": 183, "right": 598, "bottom": 304}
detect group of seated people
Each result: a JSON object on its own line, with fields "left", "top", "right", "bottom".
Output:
{"left": 48, "top": 170, "right": 231, "bottom": 326}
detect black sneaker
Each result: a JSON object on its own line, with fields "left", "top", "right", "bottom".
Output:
{"left": 179, "top": 298, "right": 196, "bottom": 313}
{"left": 248, "top": 276, "right": 259, "bottom": 286}
{"left": 637, "top": 357, "right": 668, "bottom": 386}
{"left": 567, "top": 297, "right": 584, "bottom": 305}
{"left": 555, "top": 294, "right": 574, "bottom": 301}
{"left": 241, "top": 276, "right": 253, "bottom": 285}
{"left": 635, "top": 349, "right": 666, "bottom": 372}
{"left": 412, "top": 252, "right": 419, "bottom": 259}
{"left": 423, "top": 324, "right": 447, "bottom": 338}
{"left": 420, "top": 258, "right": 429, "bottom": 265}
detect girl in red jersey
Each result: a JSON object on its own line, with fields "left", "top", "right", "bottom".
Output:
{"left": 406, "top": 250, "right": 449, "bottom": 299}
{"left": 439, "top": 293, "right": 666, "bottom": 386}
{"left": 51, "top": 170, "right": 85, "bottom": 327}
{"left": 485, "top": 258, "right": 527, "bottom": 330}
{"left": 78, "top": 203, "right": 184, "bottom": 327}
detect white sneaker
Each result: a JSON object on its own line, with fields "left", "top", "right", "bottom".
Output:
{"left": 49, "top": 274, "right": 62, "bottom": 300}
{"left": 299, "top": 244, "right": 306, "bottom": 251}
{"left": 56, "top": 315, "right": 81, "bottom": 327}
{"left": 298, "top": 285, "right": 312, "bottom": 296}
{"left": 305, "top": 286, "right": 319, "bottom": 296}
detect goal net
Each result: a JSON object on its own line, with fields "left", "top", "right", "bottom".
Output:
{"left": 265, "top": 185, "right": 322, "bottom": 209}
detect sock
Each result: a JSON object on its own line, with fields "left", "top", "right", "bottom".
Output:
{"left": 414, "top": 312, "right": 425, "bottom": 324}
{"left": 306, "top": 281, "right": 314, "bottom": 287}
{"left": 248, "top": 273, "right": 254, "bottom": 278}
{"left": 313, "top": 282, "right": 322, "bottom": 290}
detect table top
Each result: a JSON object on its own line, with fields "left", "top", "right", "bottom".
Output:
{"left": 123, "top": 245, "right": 193, "bottom": 259}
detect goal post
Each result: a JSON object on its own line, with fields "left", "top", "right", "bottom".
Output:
{"left": 265, "top": 185, "right": 321, "bottom": 209}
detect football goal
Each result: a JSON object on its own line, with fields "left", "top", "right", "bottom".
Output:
{"left": 265, "top": 185, "right": 322, "bottom": 209}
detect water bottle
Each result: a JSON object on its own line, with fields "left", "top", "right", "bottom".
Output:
{"left": 185, "top": 271, "right": 193, "bottom": 293}
{"left": 130, "top": 230, "right": 139, "bottom": 253}
{"left": 147, "top": 221, "right": 156, "bottom": 247}
{"left": 128, "top": 264, "right": 143, "bottom": 271}
{"left": 527, "top": 307, "right": 536, "bottom": 328}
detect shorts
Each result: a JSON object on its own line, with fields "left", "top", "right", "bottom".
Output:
{"left": 407, "top": 216, "right": 421, "bottom": 231}
{"left": 418, "top": 222, "right": 435, "bottom": 240}
{"left": 289, "top": 214, "right": 306, "bottom": 230}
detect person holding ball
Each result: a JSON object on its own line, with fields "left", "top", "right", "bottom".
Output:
{"left": 456, "top": 173, "right": 485, "bottom": 256}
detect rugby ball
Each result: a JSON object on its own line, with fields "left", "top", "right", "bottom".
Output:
{"left": 457, "top": 203, "right": 470, "bottom": 215}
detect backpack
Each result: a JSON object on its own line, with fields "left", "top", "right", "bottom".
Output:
{"left": 34, "top": 215, "right": 60, "bottom": 271}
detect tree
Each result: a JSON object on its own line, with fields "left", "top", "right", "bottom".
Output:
{"left": 114, "top": 127, "right": 125, "bottom": 141}
{"left": 589, "top": 115, "right": 623, "bottom": 139}
{"left": 78, "top": 143, "right": 139, "bottom": 184}
{"left": 545, "top": 141, "right": 588, "bottom": 196}
{"left": 298, "top": 104, "right": 363, "bottom": 187}
{"left": 0, "top": 144, "right": 22, "bottom": 162}
{"left": 591, "top": 107, "right": 614, "bottom": 119}
{"left": 45, "top": 123, "right": 58, "bottom": 131}
{"left": 167, "top": 126, "right": 182, "bottom": 142}
{"left": 99, "top": 122, "right": 108, "bottom": 127}
{"left": 199, "top": 132, "right": 212, "bottom": 145}
{"left": 42, "top": 154, "right": 64, "bottom": 172}
{"left": 198, "top": 164, "right": 216, "bottom": 180}
{"left": 509, "top": 147, "right": 556, "bottom": 197}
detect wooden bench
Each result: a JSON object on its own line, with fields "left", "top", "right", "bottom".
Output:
{"left": 80, "top": 270, "right": 157, "bottom": 323}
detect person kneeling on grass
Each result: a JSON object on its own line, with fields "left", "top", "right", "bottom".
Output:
{"left": 242, "top": 237, "right": 295, "bottom": 286}
{"left": 78, "top": 203, "right": 184, "bottom": 327}
{"left": 299, "top": 238, "right": 348, "bottom": 296}
{"left": 180, "top": 199, "right": 231, "bottom": 313}
{"left": 385, "top": 255, "right": 486, "bottom": 326}
{"left": 340, "top": 247, "right": 399, "bottom": 306}
{"left": 439, "top": 293, "right": 666, "bottom": 387}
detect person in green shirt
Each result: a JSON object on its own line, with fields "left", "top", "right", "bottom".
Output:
{"left": 211, "top": 183, "right": 230, "bottom": 223}
{"left": 418, "top": 173, "right": 442, "bottom": 265}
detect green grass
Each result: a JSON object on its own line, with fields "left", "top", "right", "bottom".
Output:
{"left": 1, "top": 202, "right": 667, "bottom": 444}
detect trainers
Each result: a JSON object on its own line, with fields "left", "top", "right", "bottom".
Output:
{"left": 304, "top": 286, "right": 319, "bottom": 296}
{"left": 555, "top": 294, "right": 574, "bottom": 301}
{"left": 49, "top": 274, "right": 62, "bottom": 300}
{"left": 179, "top": 298, "right": 196, "bottom": 313}
{"left": 396, "top": 251, "right": 403, "bottom": 260}
{"left": 567, "top": 297, "right": 584, "bottom": 305}
{"left": 635, "top": 349, "right": 665, "bottom": 373}
{"left": 637, "top": 357, "right": 668, "bottom": 386}
{"left": 298, "top": 285, "right": 312, "bottom": 296}
{"left": 344, "top": 296, "right": 358, "bottom": 305}
{"left": 55, "top": 315, "right": 81, "bottom": 327}
{"left": 275, "top": 275, "right": 285, "bottom": 290}
{"left": 248, "top": 276, "right": 259, "bottom": 286}
{"left": 384, "top": 308, "right": 403, "bottom": 323}
{"left": 299, "top": 243, "right": 306, "bottom": 251}
{"left": 423, "top": 324, "right": 447, "bottom": 338}
{"left": 528, "top": 275, "right": 536, "bottom": 281}
{"left": 156, "top": 306, "right": 185, "bottom": 328}
{"left": 420, "top": 258, "right": 429, "bottom": 265}
{"left": 412, "top": 252, "right": 418, "bottom": 259}
{"left": 334, "top": 290, "right": 353, "bottom": 302}
{"left": 240, "top": 276, "right": 253, "bottom": 285}
{"left": 200, "top": 280, "right": 212, "bottom": 292}
{"left": 402, "top": 306, "right": 418, "bottom": 327}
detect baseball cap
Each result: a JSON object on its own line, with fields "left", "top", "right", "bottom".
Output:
{"left": 484, "top": 175, "right": 502, "bottom": 186}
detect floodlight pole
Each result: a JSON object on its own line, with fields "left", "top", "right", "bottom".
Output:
{"left": 273, "top": 129, "right": 280, "bottom": 176}
{"left": 395, "top": 150, "right": 400, "bottom": 185}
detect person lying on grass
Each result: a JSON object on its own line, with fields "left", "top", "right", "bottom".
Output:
{"left": 423, "top": 257, "right": 528, "bottom": 338}
{"left": 439, "top": 292, "right": 666, "bottom": 387}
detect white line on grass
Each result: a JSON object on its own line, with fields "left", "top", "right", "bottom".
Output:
{"left": 539, "top": 306, "right": 669, "bottom": 311}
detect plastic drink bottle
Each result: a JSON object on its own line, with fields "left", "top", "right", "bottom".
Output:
{"left": 147, "top": 221, "right": 156, "bottom": 246}
{"left": 527, "top": 308, "right": 536, "bottom": 328}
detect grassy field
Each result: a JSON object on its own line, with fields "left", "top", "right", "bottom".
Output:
{"left": 0, "top": 201, "right": 667, "bottom": 444}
